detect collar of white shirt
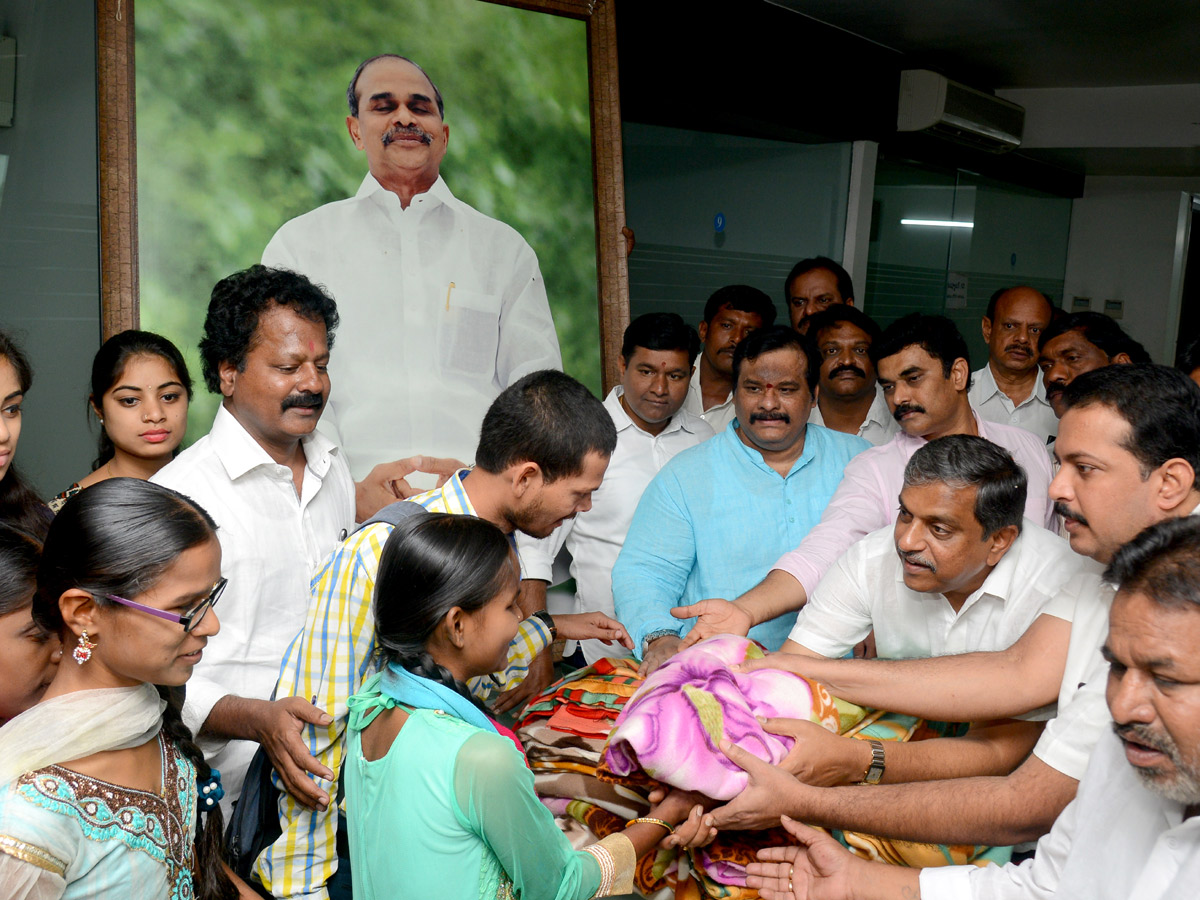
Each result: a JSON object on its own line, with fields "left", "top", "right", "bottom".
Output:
{"left": 609, "top": 386, "right": 709, "bottom": 438}
{"left": 974, "top": 362, "right": 1049, "bottom": 408}
{"left": 356, "top": 171, "right": 456, "bottom": 213}
{"left": 209, "top": 404, "right": 340, "bottom": 482}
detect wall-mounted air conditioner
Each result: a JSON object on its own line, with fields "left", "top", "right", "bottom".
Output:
{"left": 897, "top": 69, "right": 1024, "bottom": 154}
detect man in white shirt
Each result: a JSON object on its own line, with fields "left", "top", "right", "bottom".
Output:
{"left": 518, "top": 313, "right": 714, "bottom": 664}
{"left": 153, "top": 265, "right": 356, "bottom": 806}
{"left": 262, "top": 53, "right": 560, "bottom": 483}
{"left": 772, "top": 435, "right": 1079, "bottom": 786}
{"left": 705, "top": 364, "right": 1200, "bottom": 850}
{"left": 968, "top": 286, "right": 1058, "bottom": 443}
{"left": 740, "top": 516, "right": 1200, "bottom": 900}
{"left": 803, "top": 305, "right": 898, "bottom": 446}
{"left": 681, "top": 285, "right": 777, "bottom": 432}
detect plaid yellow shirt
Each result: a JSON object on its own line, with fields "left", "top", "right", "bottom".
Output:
{"left": 257, "top": 470, "right": 552, "bottom": 897}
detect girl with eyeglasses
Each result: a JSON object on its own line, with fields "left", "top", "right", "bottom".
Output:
{"left": 0, "top": 478, "right": 239, "bottom": 899}
{"left": 344, "top": 513, "right": 707, "bottom": 900}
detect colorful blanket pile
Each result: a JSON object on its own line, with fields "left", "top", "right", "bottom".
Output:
{"left": 517, "top": 638, "right": 1008, "bottom": 898}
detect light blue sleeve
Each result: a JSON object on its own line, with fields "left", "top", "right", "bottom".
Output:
{"left": 611, "top": 466, "right": 698, "bottom": 654}
{"left": 451, "top": 732, "right": 601, "bottom": 900}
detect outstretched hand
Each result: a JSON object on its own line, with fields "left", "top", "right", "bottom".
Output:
{"left": 672, "top": 598, "right": 752, "bottom": 650}
{"left": 703, "top": 738, "right": 804, "bottom": 834}
{"left": 554, "top": 612, "right": 634, "bottom": 649}
{"left": 746, "top": 815, "right": 861, "bottom": 900}
{"left": 491, "top": 647, "right": 555, "bottom": 716}
{"left": 762, "top": 717, "right": 865, "bottom": 787}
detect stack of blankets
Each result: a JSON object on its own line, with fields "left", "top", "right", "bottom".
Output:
{"left": 516, "top": 635, "right": 1009, "bottom": 899}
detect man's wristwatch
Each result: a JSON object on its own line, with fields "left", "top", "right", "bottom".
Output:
{"left": 641, "top": 628, "right": 680, "bottom": 656}
{"left": 860, "top": 739, "right": 885, "bottom": 784}
{"left": 531, "top": 609, "right": 557, "bottom": 641}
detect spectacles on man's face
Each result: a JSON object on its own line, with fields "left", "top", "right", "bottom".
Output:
{"left": 101, "top": 577, "right": 227, "bottom": 633}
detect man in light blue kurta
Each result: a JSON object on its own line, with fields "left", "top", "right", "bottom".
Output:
{"left": 612, "top": 325, "right": 870, "bottom": 672}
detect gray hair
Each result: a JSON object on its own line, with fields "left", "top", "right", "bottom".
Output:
{"left": 902, "top": 435, "right": 1026, "bottom": 538}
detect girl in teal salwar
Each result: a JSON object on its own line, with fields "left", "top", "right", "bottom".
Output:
{"left": 344, "top": 513, "right": 703, "bottom": 899}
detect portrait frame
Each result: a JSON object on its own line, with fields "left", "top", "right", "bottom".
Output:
{"left": 95, "top": 0, "right": 630, "bottom": 390}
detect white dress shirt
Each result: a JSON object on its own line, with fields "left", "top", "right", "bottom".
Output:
{"left": 788, "top": 521, "right": 1085, "bottom": 667}
{"left": 152, "top": 405, "right": 355, "bottom": 803}
{"left": 517, "top": 388, "right": 714, "bottom": 662}
{"left": 969, "top": 364, "right": 1058, "bottom": 444}
{"left": 807, "top": 384, "right": 900, "bottom": 447}
{"left": 262, "top": 174, "right": 562, "bottom": 478}
{"left": 920, "top": 730, "right": 1200, "bottom": 900}
{"left": 682, "top": 366, "right": 736, "bottom": 432}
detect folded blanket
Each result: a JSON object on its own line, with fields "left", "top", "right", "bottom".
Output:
{"left": 602, "top": 634, "right": 849, "bottom": 800}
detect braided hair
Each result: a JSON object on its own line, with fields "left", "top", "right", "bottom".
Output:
{"left": 373, "top": 513, "right": 516, "bottom": 714}
{"left": 34, "top": 478, "right": 236, "bottom": 900}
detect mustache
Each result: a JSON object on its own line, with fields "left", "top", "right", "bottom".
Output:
{"left": 382, "top": 124, "right": 433, "bottom": 146}
{"left": 1053, "top": 501, "right": 1088, "bottom": 526}
{"left": 750, "top": 411, "right": 790, "bottom": 424}
{"left": 281, "top": 392, "right": 325, "bottom": 412}
{"left": 1114, "top": 722, "right": 1177, "bottom": 758}
{"left": 899, "top": 550, "right": 935, "bottom": 572}
{"left": 829, "top": 364, "right": 866, "bottom": 379}
{"left": 892, "top": 403, "right": 926, "bottom": 422}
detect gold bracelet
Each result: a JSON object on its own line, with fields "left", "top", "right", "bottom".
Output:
{"left": 625, "top": 816, "right": 674, "bottom": 835}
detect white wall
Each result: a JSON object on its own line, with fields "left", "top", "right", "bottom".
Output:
{"left": 0, "top": 0, "right": 100, "bottom": 496}
{"left": 1063, "top": 177, "right": 1200, "bottom": 363}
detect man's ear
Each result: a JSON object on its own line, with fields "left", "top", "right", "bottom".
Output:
{"left": 981, "top": 316, "right": 993, "bottom": 344}
{"left": 347, "top": 115, "right": 364, "bottom": 150}
{"left": 217, "top": 360, "right": 238, "bottom": 398}
{"left": 698, "top": 321, "right": 709, "bottom": 344}
{"left": 950, "top": 357, "right": 971, "bottom": 391}
{"left": 59, "top": 589, "right": 100, "bottom": 641}
{"left": 509, "top": 461, "right": 542, "bottom": 499}
{"left": 1112, "top": 352, "right": 1132, "bottom": 365}
{"left": 1156, "top": 458, "right": 1198, "bottom": 514}
{"left": 845, "top": 297, "right": 856, "bottom": 308}
{"left": 985, "top": 524, "right": 1020, "bottom": 565}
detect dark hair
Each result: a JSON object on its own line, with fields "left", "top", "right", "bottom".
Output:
{"left": 1105, "top": 517, "right": 1200, "bottom": 611}
{"left": 0, "top": 523, "right": 41, "bottom": 618}
{"left": 872, "top": 313, "right": 972, "bottom": 389}
{"left": 0, "top": 330, "right": 49, "bottom": 539}
{"left": 702, "top": 284, "right": 777, "bottom": 327}
{"left": 89, "top": 330, "right": 193, "bottom": 469}
{"left": 985, "top": 286, "right": 1052, "bottom": 322}
{"left": 784, "top": 257, "right": 855, "bottom": 304}
{"left": 1062, "top": 364, "right": 1200, "bottom": 479}
{"left": 621, "top": 313, "right": 701, "bottom": 365}
{"left": 198, "top": 265, "right": 339, "bottom": 394}
{"left": 373, "top": 514, "right": 514, "bottom": 714}
{"left": 34, "top": 479, "right": 234, "bottom": 900}
{"left": 903, "top": 435, "right": 1026, "bottom": 538}
{"left": 1175, "top": 334, "right": 1200, "bottom": 375}
{"left": 803, "top": 305, "right": 883, "bottom": 346}
{"left": 1037, "top": 311, "right": 1151, "bottom": 363}
{"left": 347, "top": 53, "right": 444, "bottom": 118}
{"left": 731, "top": 325, "right": 819, "bottom": 396}
{"left": 474, "top": 370, "right": 616, "bottom": 482}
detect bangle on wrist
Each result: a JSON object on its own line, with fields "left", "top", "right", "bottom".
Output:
{"left": 642, "top": 628, "right": 680, "bottom": 656}
{"left": 860, "top": 739, "right": 885, "bottom": 784}
{"left": 626, "top": 816, "right": 674, "bottom": 835}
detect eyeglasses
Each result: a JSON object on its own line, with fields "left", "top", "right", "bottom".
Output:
{"left": 101, "top": 578, "right": 227, "bottom": 633}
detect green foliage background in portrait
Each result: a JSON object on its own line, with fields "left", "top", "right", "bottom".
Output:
{"left": 136, "top": 0, "right": 598, "bottom": 442}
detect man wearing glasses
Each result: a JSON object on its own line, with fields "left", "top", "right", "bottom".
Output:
{"left": 153, "top": 265, "right": 356, "bottom": 811}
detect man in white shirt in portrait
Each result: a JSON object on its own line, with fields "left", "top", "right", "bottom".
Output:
{"left": 518, "top": 313, "right": 714, "bottom": 664}
{"left": 153, "top": 265, "right": 356, "bottom": 808}
{"left": 968, "top": 286, "right": 1058, "bottom": 443}
{"left": 262, "top": 53, "right": 560, "bottom": 493}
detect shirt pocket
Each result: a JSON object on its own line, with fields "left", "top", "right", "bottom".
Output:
{"left": 439, "top": 285, "right": 501, "bottom": 377}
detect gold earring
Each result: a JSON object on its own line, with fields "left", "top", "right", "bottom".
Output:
{"left": 72, "top": 631, "right": 97, "bottom": 665}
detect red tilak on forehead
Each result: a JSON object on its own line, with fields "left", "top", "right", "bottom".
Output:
{"left": 308, "top": 340, "right": 315, "bottom": 354}
{"left": 763, "top": 383, "right": 775, "bottom": 390}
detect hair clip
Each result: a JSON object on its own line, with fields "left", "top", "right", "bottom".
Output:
{"left": 197, "top": 769, "right": 225, "bottom": 809}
